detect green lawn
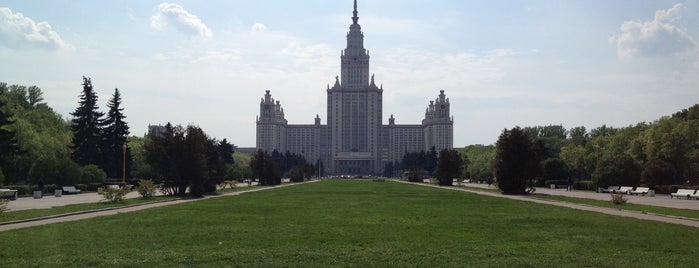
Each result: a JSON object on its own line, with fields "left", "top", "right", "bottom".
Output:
{"left": 1, "top": 180, "right": 698, "bottom": 267}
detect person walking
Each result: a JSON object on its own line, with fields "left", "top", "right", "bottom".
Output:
{"left": 37, "top": 178, "right": 45, "bottom": 197}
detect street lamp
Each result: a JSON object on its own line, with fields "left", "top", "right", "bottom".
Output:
{"left": 122, "top": 143, "right": 127, "bottom": 185}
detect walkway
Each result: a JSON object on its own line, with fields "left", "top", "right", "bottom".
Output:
{"left": 407, "top": 181, "right": 699, "bottom": 228}
{"left": 465, "top": 183, "right": 699, "bottom": 210}
{"left": 0, "top": 182, "right": 305, "bottom": 232}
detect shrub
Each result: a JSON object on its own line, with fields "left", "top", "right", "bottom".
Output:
{"left": 288, "top": 166, "right": 305, "bottom": 183}
{"left": 610, "top": 193, "right": 627, "bottom": 205}
{"left": 98, "top": 186, "right": 131, "bottom": 203}
{"left": 76, "top": 184, "right": 88, "bottom": 192}
{"left": 653, "top": 185, "right": 698, "bottom": 195}
{"left": 87, "top": 183, "right": 103, "bottom": 191}
{"left": 573, "top": 180, "right": 595, "bottom": 191}
{"left": 0, "top": 198, "right": 8, "bottom": 213}
{"left": 80, "top": 165, "right": 107, "bottom": 184}
{"left": 44, "top": 184, "right": 59, "bottom": 193}
{"left": 406, "top": 168, "right": 423, "bottom": 183}
{"left": 220, "top": 180, "right": 236, "bottom": 189}
{"left": 7, "top": 185, "right": 32, "bottom": 196}
{"left": 136, "top": 179, "right": 157, "bottom": 199}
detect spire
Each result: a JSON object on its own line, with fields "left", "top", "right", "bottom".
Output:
{"left": 352, "top": 0, "right": 359, "bottom": 25}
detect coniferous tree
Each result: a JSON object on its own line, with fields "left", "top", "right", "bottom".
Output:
{"left": 102, "top": 88, "right": 131, "bottom": 179}
{"left": 70, "top": 77, "right": 105, "bottom": 167}
{"left": 434, "top": 149, "right": 464, "bottom": 186}
{"left": 250, "top": 150, "right": 281, "bottom": 186}
{"left": 495, "top": 127, "right": 541, "bottom": 194}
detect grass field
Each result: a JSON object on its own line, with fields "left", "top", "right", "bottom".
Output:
{"left": 1, "top": 180, "right": 698, "bottom": 267}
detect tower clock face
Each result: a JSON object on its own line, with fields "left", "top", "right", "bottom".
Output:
{"left": 440, "top": 105, "right": 446, "bottom": 109}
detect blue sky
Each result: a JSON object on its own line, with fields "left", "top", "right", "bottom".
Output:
{"left": 1, "top": 0, "right": 698, "bottom": 147}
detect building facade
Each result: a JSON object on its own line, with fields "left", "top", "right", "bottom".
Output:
{"left": 256, "top": 0, "right": 453, "bottom": 175}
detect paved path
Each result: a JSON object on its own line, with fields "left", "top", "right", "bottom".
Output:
{"left": 405, "top": 182, "right": 699, "bottom": 228}
{"left": 5, "top": 182, "right": 258, "bottom": 212}
{"left": 464, "top": 183, "right": 699, "bottom": 210}
{"left": 0, "top": 182, "right": 304, "bottom": 232}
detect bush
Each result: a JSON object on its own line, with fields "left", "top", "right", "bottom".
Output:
{"left": 406, "top": 168, "right": 423, "bottom": 183}
{"left": 80, "top": 165, "right": 107, "bottom": 184}
{"left": 610, "top": 193, "right": 627, "bottom": 205}
{"left": 7, "top": 185, "right": 32, "bottom": 196}
{"left": 220, "top": 180, "right": 236, "bottom": 189}
{"left": 288, "top": 166, "right": 305, "bottom": 183}
{"left": 98, "top": 186, "right": 131, "bottom": 203}
{"left": 136, "top": 179, "right": 157, "bottom": 199}
{"left": 87, "top": 183, "right": 103, "bottom": 191}
{"left": 573, "top": 180, "right": 595, "bottom": 191}
{"left": 654, "top": 185, "right": 699, "bottom": 195}
{"left": 44, "top": 184, "right": 59, "bottom": 193}
{"left": 75, "top": 184, "right": 88, "bottom": 192}
{"left": 0, "top": 198, "right": 7, "bottom": 213}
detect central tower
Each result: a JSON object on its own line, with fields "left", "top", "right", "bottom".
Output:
{"left": 341, "top": 0, "right": 370, "bottom": 89}
{"left": 327, "top": 0, "right": 383, "bottom": 174}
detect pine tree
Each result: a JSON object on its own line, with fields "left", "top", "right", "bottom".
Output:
{"left": 434, "top": 149, "right": 464, "bottom": 186}
{"left": 495, "top": 127, "right": 541, "bottom": 194}
{"left": 70, "top": 77, "right": 105, "bottom": 167}
{"left": 0, "top": 97, "right": 20, "bottom": 169}
{"left": 102, "top": 88, "right": 131, "bottom": 178}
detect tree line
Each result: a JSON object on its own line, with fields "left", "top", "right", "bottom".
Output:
{"left": 0, "top": 78, "right": 130, "bottom": 187}
{"left": 493, "top": 104, "right": 699, "bottom": 194}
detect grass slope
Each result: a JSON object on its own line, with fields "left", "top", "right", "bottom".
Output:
{"left": 1, "top": 180, "right": 698, "bottom": 267}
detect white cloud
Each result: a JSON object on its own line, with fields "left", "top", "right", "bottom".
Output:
{"left": 150, "top": 2, "right": 213, "bottom": 40}
{"left": 251, "top": 23, "right": 268, "bottom": 33}
{"left": 0, "top": 7, "right": 72, "bottom": 50}
{"left": 611, "top": 3, "right": 696, "bottom": 58}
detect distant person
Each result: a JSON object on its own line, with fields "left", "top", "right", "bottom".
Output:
{"left": 567, "top": 178, "right": 572, "bottom": 192}
{"left": 37, "top": 178, "right": 45, "bottom": 197}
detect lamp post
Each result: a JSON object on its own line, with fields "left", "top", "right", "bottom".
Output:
{"left": 122, "top": 143, "right": 127, "bottom": 185}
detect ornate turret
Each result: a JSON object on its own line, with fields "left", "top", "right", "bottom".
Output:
{"left": 257, "top": 90, "right": 287, "bottom": 124}
{"left": 422, "top": 90, "right": 452, "bottom": 125}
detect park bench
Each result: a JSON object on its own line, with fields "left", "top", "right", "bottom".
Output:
{"left": 615, "top": 186, "right": 633, "bottom": 194}
{"left": 630, "top": 187, "right": 650, "bottom": 196}
{"left": 671, "top": 189, "right": 695, "bottom": 199}
{"left": 0, "top": 189, "right": 18, "bottom": 200}
{"left": 61, "top": 186, "right": 82, "bottom": 194}
{"left": 600, "top": 186, "right": 620, "bottom": 193}
{"left": 690, "top": 190, "right": 699, "bottom": 200}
